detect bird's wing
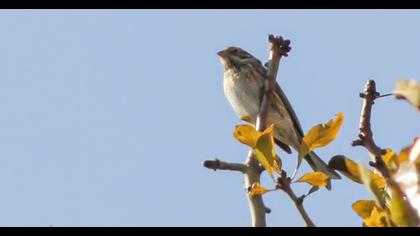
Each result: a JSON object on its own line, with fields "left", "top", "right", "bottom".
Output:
{"left": 274, "top": 139, "right": 292, "bottom": 154}
{"left": 253, "top": 61, "right": 303, "bottom": 151}
{"left": 272, "top": 82, "right": 305, "bottom": 138}
{"left": 273, "top": 81, "right": 314, "bottom": 179}
{"left": 256, "top": 61, "right": 304, "bottom": 138}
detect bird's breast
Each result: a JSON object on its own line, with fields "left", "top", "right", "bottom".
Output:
{"left": 223, "top": 69, "right": 263, "bottom": 119}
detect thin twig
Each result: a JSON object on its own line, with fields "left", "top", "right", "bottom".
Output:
{"left": 203, "top": 159, "right": 247, "bottom": 173}
{"left": 277, "top": 171, "right": 316, "bottom": 227}
{"left": 377, "top": 93, "right": 393, "bottom": 98}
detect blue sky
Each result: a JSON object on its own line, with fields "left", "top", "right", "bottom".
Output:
{"left": 0, "top": 10, "right": 419, "bottom": 226}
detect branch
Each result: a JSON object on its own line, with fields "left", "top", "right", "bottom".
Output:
{"left": 267, "top": 35, "right": 290, "bottom": 82}
{"left": 350, "top": 80, "right": 409, "bottom": 202}
{"left": 202, "top": 159, "right": 246, "bottom": 173}
{"left": 244, "top": 151, "right": 267, "bottom": 227}
{"left": 351, "top": 80, "right": 391, "bottom": 179}
{"left": 202, "top": 154, "right": 267, "bottom": 227}
{"left": 277, "top": 171, "right": 316, "bottom": 227}
{"left": 243, "top": 35, "right": 292, "bottom": 226}
{"left": 256, "top": 35, "right": 291, "bottom": 130}
{"left": 203, "top": 35, "right": 291, "bottom": 227}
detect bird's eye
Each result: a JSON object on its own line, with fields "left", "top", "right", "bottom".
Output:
{"left": 231, "top": 48, "right": 238, "bottom": 54}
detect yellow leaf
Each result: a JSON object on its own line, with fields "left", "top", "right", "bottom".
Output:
{"left": 296, "top": 171, "right": 329, "bottom": 187}
{"left": 233, "top": 124, "right": 281, "bottom": 178}
{"left": 396, "top": 146, "right": 410, "bottom": 166}
{"left": 389, "top": 186, "right": 420, "bottom": 227}
{"left": 239, "top": 115, "right": 255, "bottom": 124}
{"left": 329, "top": 155, "right": 363, "bottom": 184}
{"left": 372, "top": 173, "right": 386, "bottom": 189}
{"left": 409, "top": 137, "right": 420, "bottom": 164}
{"left": 364, "top": 206, "right": 388, "bottom": 227}
{"left": 254, "top": 125, "right": 282, "bottom": 177}
{"left": 233, "top": 124, "right": 261, "bottom": 148}
{"left": 329, "top": 155, "right": 385, "bottom": 189}
{"left": 381, "top": 148, "right": 398, "bottom": 172}
{"left": 352, "top": 200, "right": 376, "bottom": 219}
{"left": 359, "top": 164, "right": 387, "bottom": 208}
{"left": 394, "top": 79, "right": 420, "bottom": 111}
{"left": 299, "top": 112, "right": 344, "bottom": 158}
{"left": 248, "top": 182, "right": 269, "bottom": 198}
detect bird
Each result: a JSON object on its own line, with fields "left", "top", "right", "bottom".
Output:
{"left": 217, "top": 46, "right": 341, "bottom": 188}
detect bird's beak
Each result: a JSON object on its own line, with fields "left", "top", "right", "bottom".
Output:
{"left": 217, "top": 50, "right": 227, "bottom": 58}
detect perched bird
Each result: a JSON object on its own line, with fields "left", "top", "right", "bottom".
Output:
{"left": 217, "top": 46, "right": 341, "bottom": 188}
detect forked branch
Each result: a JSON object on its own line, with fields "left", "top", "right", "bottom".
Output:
{"left": 350, "top": 80, "right": 409, "bottom": 201}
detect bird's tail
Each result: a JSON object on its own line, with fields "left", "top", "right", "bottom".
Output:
{"left": 304, "top": 151, "right": 341, "bottom": 190}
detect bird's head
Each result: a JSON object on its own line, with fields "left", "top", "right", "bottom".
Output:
{"left": 217, "top": 47, "right": 256, "bottom": 70}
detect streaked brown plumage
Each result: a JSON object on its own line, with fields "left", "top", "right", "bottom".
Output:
{"left": 218, "top": 47, "right": 340, "bottom": 188}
